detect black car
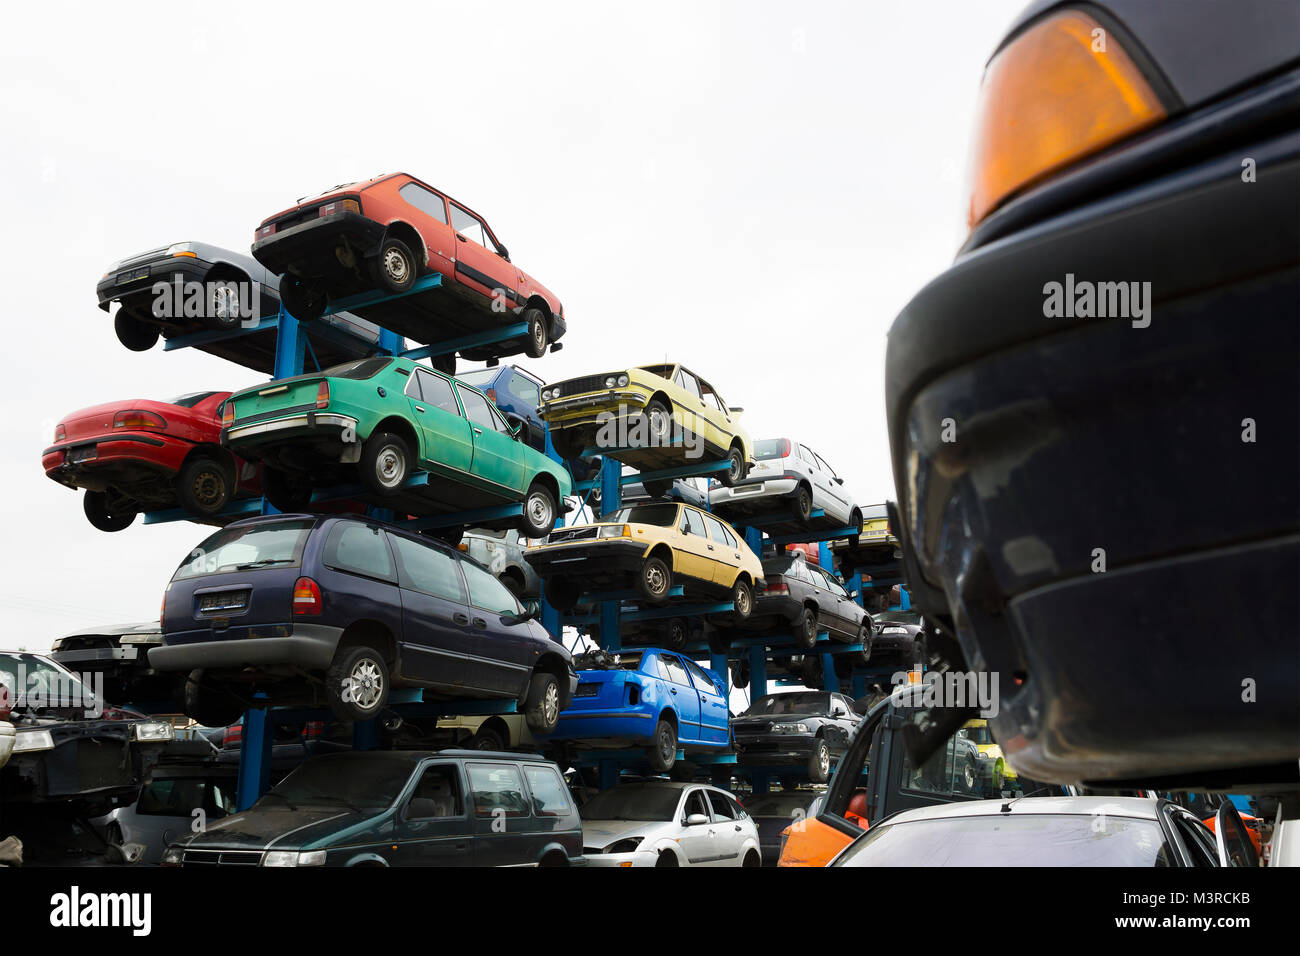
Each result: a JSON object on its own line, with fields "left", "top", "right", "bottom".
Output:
{"left": 732, "top": 553, "right": 872, "bottom": 653}
{"left": 48, "top": 621, "right": 175, "bottom": 705}
{"left": 161, "top": 750, "right": 583, "bottom": 867}
{"left": 870, "top": 617, "right": 926, "bottom": 668}
{"left": 149, "top": 514, "right": 577, "bottom": 729}
{"left": 883, "top": 0, "right": 1300, "bottom": 786}
{"left": 732, "top": 690, "right": 862, "bottom": 783}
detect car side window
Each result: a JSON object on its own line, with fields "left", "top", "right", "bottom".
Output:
{"left": 407, "top": 764, "right": 463, "bottom": 819}
{"left": 507, "top": 372, "right": 540, "bottom": 407}
{"left": 702, "top": 514, "right": 731, "bottom": 544}
{"left": 699, "top": 380, "right": 727, "bottom": 414}
{"left": 387, "top": 534, "right": 466, "bottom": 603}
{"left": 683, "top": 790, "right": 710, "bottom": 823}
{"left": 523, "top": 766, "right": 571, "bottom": 817}
{"left": 815, "top": 453, "right": 836, "bottom": 477}
{"left": 728, "top": 795, "right": 748, "bottom": 820}
{"left": 450, "top": 204, "right": 491, "bottom": 249}
{"left": 676, "top": 369, "right": 702, "bottom": 398}
{"left": 468, "top": 763, "right": 530, "bottom": 818}
{"left": 719, "top": 523, "right": 739, "bottom": 548}
{"left": 799, "top": 445, "right": 817, "bottom": 466}
{"left": 458, "top": 385, "right": 511, "bottom": 433}
{"left": 1171, "top": 811, "right": 1219, "bottom": 867}
{"left": 683, "top": 508, "right": 707, "bottom": 537}
{"left": 323, "top": 522, "right": 396, "bottom": 582}
{"left": 662, "top": 657, "right": 692, "bottom": 687}
{"left": 398, "top": 182, "right": 449, "bottom": 224}
{"left": 460, "top": 558, "right": 523, "bottom": 615}
{"left": 685, "top": 660, "right": 719, "bottom": 696}
{"left": 416, "top": 370, "right": 461, "bottom": 415}
{"left": 706, "top": 790, "right": 735, "bottom": 820}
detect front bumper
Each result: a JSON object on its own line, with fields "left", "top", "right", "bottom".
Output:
{"left": 539, "top": 390, "right": 648, "bottom": 428}
{"left": 149, "top": 624, "right": 343, "bottom": 673}
{"left": 581, "top": 847, "right": 660, "bottom": 867}
{"left": 733, "top": 734, "right": 818, "bottom": 763}
{"left": 525, "top": 539, "right": 648, "bottom": 581}
{"left": 96, "top": 255, "right": 211, "bottom": 311}
{"left": 251, "top": 211, "right": 386, "bottom": 279}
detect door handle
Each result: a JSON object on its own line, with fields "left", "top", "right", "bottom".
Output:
{"left": 707, "top": 544, "right": 715, "bottom": 551}
{"left": 670, "top": 687, "right": 677, "bottom": 695}
{"left": 473, "top": 427, "right": 483, "bottom": 435}
{"left": 415, "top": 405, "right": 426, "bottom": 413}
{"left": 453, "top": 613, "right": 470, "bottom": 625}
{"left": 734, "top": 825, "right": 742, "bottom": 832}
{"left": 472, "top": 618, "right": 487, "bottom": 629}
{"left": 457, "top": 234, "right": 467, "bottom": 242}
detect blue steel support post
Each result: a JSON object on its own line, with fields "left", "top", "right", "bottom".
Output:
{"left": 598, "top": 758, "right": 619, "bottom": 790}
{"left": 748, "top": 643, "right": 770, "bottom": 794}
{"left": 594, "top": 458, "right": 623, "bottom": 651}
{"left": 353, "top": 720, "right": 379, "bottom": 751}
{"left": 539, "top": 425, "right": 564, "bottom": 640}
{"left": 235, "top": 699, "right": 273, "bottom": 811}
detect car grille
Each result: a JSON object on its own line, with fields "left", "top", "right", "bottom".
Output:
{"left": 552, "top": 374, "right": 614, "bottom": 398}
{"left": 548, "top": 527, "right": 597, "bottom": 544}
{"left": 181, "top": 848, "right": 264, "bottom": 867}
{"left": 734, "top": 723, "right": 769, "bottom": 736}
{"left": 69, "top": 737, "right": 134, "bottom": 795}
{"left": 272, "top": 206, "right": 321, "bottom": 232}
{"left": 574, "top": 682, "right": 600, "bottom": 697}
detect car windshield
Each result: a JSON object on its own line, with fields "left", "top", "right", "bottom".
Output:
{"left": 0, "top": 652, "right": 98, "bottom": 711}
{"left": 456, "top": 369, "right": 499, "bottom": 388}
{"left": 257, "top": 754, "right": 414, "bottom": 811}
{"left": 964, "top": 724, "right": 994, "bottom": 745}
{"left": 606, "top": 503, "right": 679, "bottom": 527}
{"left": 753, "top": 439, "right": 791, "bottom": 460}
{"left": 745, "top": 793, "right": 816, "bottom": 817}
{"left": 636, "top": 364, "right": 674, "bottom": 381}
{"left": 173, "top": 520, "right": 314, "bottom": 580}
{"left": 834, "top": 813, "right": 1173, "bottom": 867}
{"left": 322, "top": 356, "right": 393, "bottom": 380}
{"left": 580, "top": 785, "right": 683, "bottom": 822}
{"left": 745, "top": 692, "right": 829, "bottom": 716}
{"left": 166, "top": 391, "right": 217, "bottom": 408}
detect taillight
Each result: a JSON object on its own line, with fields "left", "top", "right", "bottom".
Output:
{"left": 53, "top": 423, "right": 66, "bottom": 443}
{"left": 293, "top": 577, "right": 322, "bottom": 615}
{"left": 763, "top": 575, "right": 788, "bottom": 596}
{"left": 965, "top": 9, "right": 1166, "bottom": 228}
{"left": 316, "top": 381, "right": 329, "bottom": 409}
{"left": 486, "top": 388, "right": 498, "bottom": 404}
{"left": 0, "top": 683, "right": 11, "bottom": 721}
{"left": 303, "top": 721, "right": 323, "bottom": 739}
{"left": 318, "top": 198, "right": 360, "bottom": 218}
{"left": 113, "top": 410, "right": 166, "bottom": 430}
{"left": 224, "top": 723, "right": 242, "bottom": 748}
{"left": 160, "top": 590, "right": 167, "bottom": 622}
{"left": 779, "top": 439, "right": 791, "bottom": 458}
{"left": 255, "top": 222, "right": 276, "bottom": 241}
{"left": 222, "top": 401, "right": 235, "bottom": 426}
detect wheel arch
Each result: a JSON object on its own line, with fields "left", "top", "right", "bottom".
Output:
{"left": 372, "top": 415, "right": 422, "bottom": 462}
{"left": 337, "top": 619, "right": 397, "bottom": 669}
{"left": 381, "top": 219, "right": 428, "bottom": 271}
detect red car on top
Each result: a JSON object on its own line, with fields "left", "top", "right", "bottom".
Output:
{"left": 42, "top": 391, "right": 256, "bottom": 532}
{"left": 250, "top": 173, "right": 565, "bottom": 374}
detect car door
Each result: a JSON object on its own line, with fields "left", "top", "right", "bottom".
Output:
{"left": 672, "top": 367, "right": 705, "bottom": 439}
{"left": 826, "top": 695, "right": 856, "bottom": 753}
{"left": 810, "top": 565, "right": 853, "bottom": 637}
{"left": 395, "top": 181, "right": 456, "bottom": 275}
{"left": 685, "top": 660, "right": 729, "bottom": 745}
{"left": 704, "top": 788, "right": 746, "bottom": 865}
{"left": 456, "top": 555, "right": 535, "bottom": 697}
{"left": 702, "top": 513, "right": 743, "bottom": 587}
{"left": 385, "top": 531, "right": 473, "bottom": 689}
{"left": 658, "top": 655, "right": 702, "bottom": 745}
{"left": 466, "top": 760, "right": 535, "bottom": 866}
{"left": 696, "top": 376, "right": 736, "bottom": 450}
{"left": 673, "top": 506, "right": 714, "bottom": 586}
{"left": 393, "top": 761, "right": 473, "bottom": 866}
{"left": 677, "top": 788, "right": 715, "bottom": 865}
{"left": 457, "top": 383, "right": 526, "bottom": 495}
{"left": 814, "top": 451, "right": 851, "bottom": 524}
{"left": 449, "top": 202, "right": 518, "bottom": 307}
{"left": 409, "top": 368, "right": 474, "bottom": 475}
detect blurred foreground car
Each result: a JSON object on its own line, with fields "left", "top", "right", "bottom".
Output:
{"left": 884, "top": 0, "right": 1300, "bottom": 786}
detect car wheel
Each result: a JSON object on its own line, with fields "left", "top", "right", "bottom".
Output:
{"left": 369, "top": 236, "right": 418, "bottom": 295}
{"left": 424, "top": 524, "right": 464, "bottom": 548}
{"left": 640, "top": 400, "right": 672, "bottom": 447}
{"left": 655, "top": 850, "right": 679, "bottom": 867}
{"left": 177, "top": 456, "right": 233, "bottom": 518}
{"left": 800, "top": 654, "right": 823, "bottom": 689}
{"left": 543, "top": 577, "right": 580, "bottom": 614}
{"left": 730, "top": 658, "right": 750, "bottom": 690}
{"left": 113, "top": 311, "right": 159, "bottom": 351}
{"left": 707, "top": 628, "right": 732, "bottom": 656}
{"left": 518, "top": 481, "right": 558, "bottom": 536}
{"left": 183, "top": 670, "right": 245, "bottom": 728}
{"left": 524, "top": 671, "right": 561, "bottom": 734}
{"left": 962, "top": 759, "right": 978, "bottom": 793}
{"left": 260, "top": 466, "right": 314, "bottom": 513}
{"left": 718, "top": 445, "right": 746, "bottom": 487}
{"left": 638, "top": 555, "right": 673, "bottom": 604}
{"left": 279, "top": 273, "right": 327, "bottom": 321}
{"left": 779, "top": 775, "right": 800, "bottom": 792}
{"left": 808, "top": 737, "right": 832, "bottom": 783}
{"left": 83, "top": 490, "right": 138, "bottom": 532}
{"left": 664, "top": 617, "right": 688, "bottom": 651}
{"left": 791, "top": 485, "right": 813, "bottom": 522}
{"left": 641, "top": 478, "right": 673, "bottom": 499}
{"left": 855, "top": 623, "right": 873, "bottom": 663}
{"left": 647, "top": 718, "right": 677, "bottom": 772}
{"left": 468, "top": 726, "right": 507, "bottom": 751}
{"left": 327, "top": 644, "right": 390, "bottom": 721}
{"left": 500, "top": 573, "right": 526, "bottom": 600}
{"left": 360, "top": 431, "right": 411, "bottom": 496}
{"left": 794, "top": 607, "right": 818, "bottom": 650}
{"left": 743, "top": 849, "right": 761, "bottom": 868}
{"left": 849, "top": 507, "right": 863, "bottom": 536}
{"left": 429, "top": 352, "right": 456, "bottom": 376}
{"left": 522, "top": 306, "right": 549, "bottom": 359}
{"left": 203, "top": 271, "right": 247, "bottom": 331}
{"left": 730, "top": 577, "right": 753, "bottom": 621}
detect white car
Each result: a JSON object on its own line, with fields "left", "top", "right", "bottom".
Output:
{"left": 709, "top": 438, "right": 861, "bottom": 532}
{"left": 580, "top": 781, "right": 761, "bottom": 867}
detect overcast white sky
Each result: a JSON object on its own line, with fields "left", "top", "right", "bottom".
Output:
{"left": 0, "top": 0, "right": 1024, "bottom": 651}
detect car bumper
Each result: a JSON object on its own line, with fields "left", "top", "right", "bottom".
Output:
{"left": 149, "top": 624, "right": 343, "bottom": 673}
{"left": 581, "top": 848, "right": 660, "bottom": 867}
{"left": 251, "top": 211, "right": 387, "bottom": 278}
{"left": 709, "top": 478, "right": 799, "bottom": 509}
{"left": 525, "top": 539, "right": 648, "bottom": 579}
{"left": 96, "top": 255, "right": 212, "bottom": 310}
{"left": 223, "top": 412, "right": 357, "bottom": 449}
{"left": 733, "top": 735, "right": 818, "bottom": 762}
{"left": 539, "top": 390, "right": 649, "bottom": 425}
{"left": 42, "top": 432, "right": 191, "bottom": 486}
{"left": 547, "top": 709, "right": 657, "bottom": 742}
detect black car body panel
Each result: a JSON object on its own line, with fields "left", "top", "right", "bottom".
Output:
{"left": 48, "top": 622, "right": 174, "bottom": 705}
{"left": 742, "top": 554, "right": 871, "bottom": 642}
{"left": 732, "top": 691, "right": 861, "bottom": 764}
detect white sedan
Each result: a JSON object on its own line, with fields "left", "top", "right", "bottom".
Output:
{"left": 581, "top": 781, "right": 761, "bottom": 867}
{"left": 709, "top": 438, "right": 861, "bottom": 532}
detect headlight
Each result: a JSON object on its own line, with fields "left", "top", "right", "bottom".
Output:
{"left": 606, "top": 838, "right": 643, "bottom": 853}
{"left": 617, "top": 374, "right": 629, "bottom": 387}
{"left": 604, "top": 376, "right": 616, "bottom": 388}
{"left": 166, "top": 242, "right": 197, "bottom": 258}
{"left": 133, "top": 720, "right": 173, "bottom": 742}
{"left": 771, "top": 723, "right": 809, "bottom": 735}
{"left": 550, "top": 386, "right": 561, "bottom": 399}
{"left": 160, "top": 847, "right": 184, "bottom": 866}
{"left": 598, "top": 524, "right": 631, "bottom": 538}
{"left": 262, "top": 850, "right": 326, "bottom": 867}
{"left": 120, "top": 634, "right": 163, "bottom": 646}
{"left": 13, "top": 730, "right": 55, "bottom": 753}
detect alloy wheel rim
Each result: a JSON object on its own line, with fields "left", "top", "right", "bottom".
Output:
{"left": 348, "top": 658, "right": 384, "bottom": 711}
{"left": 212, "top": 284, "right": 240, "bottom": 320}
{"left": 543, "top": 683, "right": 559, "bottom": 724}
{"left": 819, "top": 747, "right": 830, "bottom": 775}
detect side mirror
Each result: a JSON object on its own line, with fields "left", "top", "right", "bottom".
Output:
{"left": 685, "top": 813, "right": 710, "bottom": 826}
{"left": 1214, "top": 803, "right": 1258, "bottom": 867}
{"left": 507, "top": 419, "right": 523, "bottom": 439}
{"left": 833, "top": 476, "right": 844, "bottom": 485}
{"left": 728, "top": 406, "right": 744, "bottom": 414}
{"left": 497, "top": 245, "right": 510, "bottom": 261}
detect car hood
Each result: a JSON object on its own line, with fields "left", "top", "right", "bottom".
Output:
{"left": 179, "top": 806, "right": 365, "bottom": 850}
{"left": 733, "top": 713, "right": 824, "bottom": 727}
{"left": 581, "top": 819, "right": 670, "bottom": 848}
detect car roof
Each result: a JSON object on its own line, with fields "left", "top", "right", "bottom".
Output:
{"left": 878, "top": 796, "right": 1160, "bottom": 826}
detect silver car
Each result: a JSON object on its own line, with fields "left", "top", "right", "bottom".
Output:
{"left": 100, "top": 763, "right": 239, "bottom": 865}
{"left": 709, "top": 438, "right": 861, "bottom": 532}
{"left": 460, "top": 528, "right": 542, "bottom": 599}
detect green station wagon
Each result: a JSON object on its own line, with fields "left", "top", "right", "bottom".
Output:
{"left": 221, "top": 356, "right": 571, "bottom": 537}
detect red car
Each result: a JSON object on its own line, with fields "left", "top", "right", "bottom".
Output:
{"left": 42, "top": 391, "right": 256, "bottom": 531}
{"left": 250, "top": 173, "right": 565, "bottom": 374}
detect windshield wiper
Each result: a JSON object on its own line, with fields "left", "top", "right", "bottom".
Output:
{"left": 230, "top": 559, "right": 292, "bottom": 570}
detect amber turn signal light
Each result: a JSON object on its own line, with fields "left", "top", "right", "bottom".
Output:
{"left": 965, "top": 9, "right": 1166, "bottom": 228}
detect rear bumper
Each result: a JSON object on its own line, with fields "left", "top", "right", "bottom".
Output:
{"left": 252, "top": 211, "right": 386, "bottom": 279}
{"left": 42, "top": 432, "right": 191, "bottom": 486}
{"left": 149, "top": 624, "right": 343, "bottom": 673}
{"left": 223, "top": 412, "right": 357, "bottom": 451}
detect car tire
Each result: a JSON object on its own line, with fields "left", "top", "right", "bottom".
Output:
{"left": 664, "top": 617, "right": 688, "bottom": 651}
{"left": 177, "top": 456, "right": 234, "bottom": 518}
{"left": 114, "top": 311, "right": 160, "bottom": 351}
{"left": 743, "top": 849, "right": 761, "bottom": 868}
{"left": 638, "top": 555, "right": 673, "bottom": 604}
{"left": 500, "top": 573, "right": 526, "bottom": 600}
{"left": 792, "top": 485, "right": 813, "bottom": 522}
{"left": 327, "top": 644, "right": 390, "bottom": 722}
{"left": 83, "top": 490, "right": 138, "bottom": 532}
{"left": 360, "top": 431, "right": 411, "bottom": 496}
{"left": 717, "top": 445, "right": 746, "bottom": 487}
{"left": 849, "top": 507, "right": 863, "bottom": 536}
{"left": 779, "top": 775, "right": 800, "bottom": 792}
{"left": 962, "top": 758, "right": 978, "bottom": 793}
{"left": 203, "top": 271, "right": 248, "bottom": 331}
{"left": 707, "top": 628, "right": 732, "bottom": 656}
{"left": 730, "top": 658, "right": 750, "bottom": 690}
{"left": 800, "top": 654, "right": 823, "bottom": 689}
{"left": 855, "top": 623, "right": 873, "bottom": 664}
{"left": 518, "top": 481, "right": 558, "bottom": 537}
{"left": 468, "top": 726, "right": 507, "bottom": 751}
{"left": 544, "top": 577, "right": 580, "bottom": 613}
{"left": 279, "top": 273, "right": 327, "bottom": 321}
{"left": 260, "top": 466, "right": 314, "bottom": 513}
{"left": 647, "top": 718, "right": 677, "bottom": 772}
{"left": 808, "top": 736, "right": 832, "bottom": 783}
{"left": 641, "top": 478, "right": 673, "bottom": 499}
{"left": 524, "top": 671, "right": 561, "bottom": 734}
{"left": 655, "top": 850, "right": 679, "bottom": 867}
{"left": 424, "top": 524, "right": 464, "bottom": 548}
{"left": 522, "top": 306, "right": 549, "bottom": 359}
{"left": 640, "top": 400, "right": 673, "bottom": 447}
{"left": 183, "top": 670, "right": 245, "bottom": 728}
{"left": 429, "top": 352, "right": 456, "bottom": 376}
{"left": 369, "top": 236, "right": 418, "bottom": 296}
{"left": 729, "top": 577, "right": 753, "bottom": 622}
{"left": 794, "top": 607, "right": 818, "bottom": 650}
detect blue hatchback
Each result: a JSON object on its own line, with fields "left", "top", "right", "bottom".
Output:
{"left": 545, "top": 648, "right": 730, "bottom": 773}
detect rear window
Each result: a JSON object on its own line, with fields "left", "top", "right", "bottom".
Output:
{"left": 167, "top": 391, "right": 218, "bottom": 408}
{"left": 173, "top": 520, "right": 313, "bottom": 580}
{"left": 456, "top": 368, "right": 499, "bottom": 389}
{"left": 322, "top": 356, "right": 393, "bottom": 380}
{"left": 754, "top": 439, "right": 791, "bottom": 460}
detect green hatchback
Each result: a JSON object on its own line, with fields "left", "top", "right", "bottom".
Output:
{"left": 221, "top": 356, "right": 571, "bottom": 536}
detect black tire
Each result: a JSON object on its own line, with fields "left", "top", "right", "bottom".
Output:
{"left": 849, "top": 508, "right": 863, "bottom": 536}
{"left": 647, "top": 718, "right": 677, "bottom": 772}
{"left": 114, "top": 311, "right": 159, "bottom": 351}
{"left": 855, "top": 623, "right": 873, "bottom": 664}
{"left": 279, "top": 273, "right": 327, "bottom": 321}
{"left": 707, "top": 629, "right": 732, "bottom": 656}
{"left": 642, "top": 478, "right": 673, "bottom": 499}
{"left": 729, "top": 577, "right": 753, "bottom": 621}
{"left": 637, "top": 555, "right": 673, "bottom": 604}
{"left": 801, "top": 654, "right": 823, "bottom": 689}
{"left": 718, "top": 445, "right": 746, "bottom": 487}
{"left": 522, "top": 306, "right": 549, "bottom": 359}
{"left": 779, "top": 774, "right": 800, "bottom": 792}
{"left": 794, "top": 607, "right": 819, "bottom": 650}
{"left": 663, "top": 617, "right": 688, "bottom": 652}
{"left": 524, "top": 671, "right": 561, "bottom": 734}
{"left": 544, "top": 577, "right": 580, "bottom": 613}
{"left": 177, "top": 456, "right": 233, "bottom": 518}
{"left": 730, "top": 658, "right": 750, "bottom": 690}
{"left": 468, "top": 726, "right": 507, "bottom": 751}
{"left": 655, "top": 850, "right": 679, "bottom": 867}
{"left": 518, "top": 481, "right": 558, "bottom": 536}
{"left": 260, "top": 466, "right": 314, "bottom": 513}
{"left": 500, "top": 573, "right": 526, "bottom": 600}
{"left": 203, "top": 270, "right": 248, "bottom": 331}
{"left": 360, "top": 431, "right": 411, "bottom": 496}
{"left": 430, "top": 352, "right": 456, "bottom": 376}
{"left": 83, "top": 490, "right": 138, "bottom": 532}
{"left": 791, "top": 485, "right": 813, "bottom": 522}
{"left": 807, "top": 736, "right": 832, "bottom": 783}
{"left": 743, "top": 849, "right": 762, "bottom": 868}
{"left": 639, "top": 400, "right": 672, "bottom": 447}
{"left": 369, "top": 236, "right": 418, "bottom": 295}
{"left": 429, "top": 524, "right": 464, "bottom": 548}
{"left": 183, "top": 670, "right": 245, "bottom": 728}
{"left": 327, "top": 644, "right": 390, "bottom": 721}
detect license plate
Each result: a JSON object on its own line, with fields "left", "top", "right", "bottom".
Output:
{"left": 573, "top": 683, "right": 599, "bottom": 697}
{"left": 67, "top": 445, "right": 97, "bottom": 464}
{"left": 115, "top": 267, "right": 150, "bottom": 285}
{"left": 200, "top": 591, "right": 249, "bottom": 613}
